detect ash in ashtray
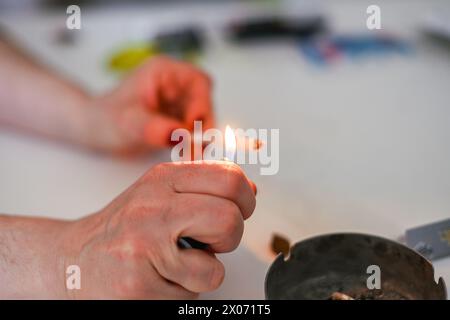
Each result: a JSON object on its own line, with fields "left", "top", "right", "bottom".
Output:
{"left": 330, "top": 289, "right": 408, "bottom": 300}
{"left": 353, "top": 290, "right": 408, "bottom": 300}
{"left": 329, "top": 292, "right": 354, "bottom": 300}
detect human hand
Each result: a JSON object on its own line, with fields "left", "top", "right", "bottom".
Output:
{"left": 61, "top": 161, "right": 256, "bottom": 299}
{"left": 86, "top": 56, "right": 214, "bottom": 154}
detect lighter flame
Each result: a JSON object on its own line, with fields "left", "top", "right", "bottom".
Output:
{"left": 224, "top": 125, "right": 236, "bottom": 161}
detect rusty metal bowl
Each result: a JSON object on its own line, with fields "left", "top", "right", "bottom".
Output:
{"left": 265, "top": 233, "right": 447, "bottom": 300}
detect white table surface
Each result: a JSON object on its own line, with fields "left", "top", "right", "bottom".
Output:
{"left": 1, "top": 0, "right": 449, "bottom": 299}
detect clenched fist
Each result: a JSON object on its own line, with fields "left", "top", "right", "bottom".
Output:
{"left": 86, "top": 56, "right": 214, "bottom": 154}
{"left": 60, "top": 161, "right": 256, "bottom": 299}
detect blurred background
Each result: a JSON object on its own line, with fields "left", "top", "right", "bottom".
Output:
{"left": 0, "top": 0, "right": 450, "bottom": 298}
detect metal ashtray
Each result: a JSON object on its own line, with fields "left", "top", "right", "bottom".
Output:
{"left": 265, "top": 233, "right": 447, "bottom": 300}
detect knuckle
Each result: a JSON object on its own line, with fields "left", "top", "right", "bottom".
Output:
{"left": 151, "top": 246, "right": 178, "bottom": 278}
{"left": 223, "top": 165, "right": 246, "bottom": 198}
{"left": 208, "top": 261, "right": 225, "bottom": 291}
{"left": 215, "top": 204, "right": 244, "bottom": 251}
{"left": 185, "top": 264, "right": 201, "bottom": 283}
{"left": 175, "top": 287, "right": 199, "bottom": 300}
{"left": 178, "top": 165, "right": 199, "bottom": 183}
{"left": 186, "top": 292, "right": 199, "bottom": 300}
{"left": 148, "top": 162, "right": 172, "bottom": 179}
{"left": 217, "top": 204, "right": 243, "bottom": 239}
{"left": 148, "top": 162, "right": 190, "bottom": 192}
{"left": 184, "top": 257, "right": 224, "bottom": 292}
{"left": 247, "top": 195, "right": 257, "bottom": 217}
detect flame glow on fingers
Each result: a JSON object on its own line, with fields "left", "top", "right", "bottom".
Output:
{"left": 225, "top": 125, "right": 236, "bottom": 161}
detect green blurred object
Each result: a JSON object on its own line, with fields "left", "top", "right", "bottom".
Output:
{"left": 108, "top": 43, "right": 159, "bottom": 72}
{"left": 108, "top": 44, "right": 200, "bottom": 73}
{"left": 109, "top": 27, "right": 204, "bottom": 73}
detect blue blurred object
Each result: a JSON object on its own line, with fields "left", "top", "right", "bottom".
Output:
{"left": 299, "top": 41, "right": 327, "bottom": 66}
{"left": 333, "top": 34, "right": 412, "bottom": 56}
{"left": 299, "top": 33, "right": 413, "bottom": 66}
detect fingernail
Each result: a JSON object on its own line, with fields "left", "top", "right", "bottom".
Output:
{"left": 251, "top": 181, "right": 258, "bottom": 196}
{"left": 253, "top": 139, "right": 263, "bottom": 150}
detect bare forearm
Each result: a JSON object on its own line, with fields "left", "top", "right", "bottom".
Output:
{"left": 0, "top": 214, "right": 69, "bottom": 299}
{"left": 0, "top": 36, "right": 93, "bottom": 147}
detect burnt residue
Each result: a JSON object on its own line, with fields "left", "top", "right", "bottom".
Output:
{"left": 271, "top": 234, "right": 291, "bottom": 257}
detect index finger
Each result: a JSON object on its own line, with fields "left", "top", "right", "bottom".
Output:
{"left": 158, "top": 161, "right": 256, "bottom": 220}
{"left": 171, "top": 63, "right": 214, "bottom": 130}
{"left": 184, "top": 74, "right": 215, "bottom": 130}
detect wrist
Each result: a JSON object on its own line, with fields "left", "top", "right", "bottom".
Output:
{"left": 50, "top": 87, "right": 92, "bottom": 149}
{"left": 57, "top": 212, "right": 109, "bottom": 299}
{"left": 81, "top": 95, "right": 129, "bottom": 154}
{"left": 54, "top": 220, "right": 83, "bottom": 299}
{"left": 0, "top": 215, "right": 74, "bottom": 299}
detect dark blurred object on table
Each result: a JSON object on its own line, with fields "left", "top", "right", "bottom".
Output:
{"left": 154, "top": 26, "right": 205, "bottom": 57}
{"left": 227, "top": 15, "right": 326, "bottom": 43}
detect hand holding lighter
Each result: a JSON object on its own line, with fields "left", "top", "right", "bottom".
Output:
{"left": 179, "top": 126, "right": 238, "bottom": 250}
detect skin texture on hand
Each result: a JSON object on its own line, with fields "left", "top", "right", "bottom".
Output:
{"left": 84, "top": 56, "right": 215, "bottom": 154}
{"left": 0, "top": 161, "right": 256, "bottom": 299}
